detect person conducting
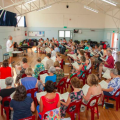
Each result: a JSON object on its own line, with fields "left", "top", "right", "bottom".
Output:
{"left": 6, "top": 36, "right": 15, "bottom": 66}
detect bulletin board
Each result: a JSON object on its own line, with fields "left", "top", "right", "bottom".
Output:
{"left": 28, "top": 31, "right": 45, "bottom": 37}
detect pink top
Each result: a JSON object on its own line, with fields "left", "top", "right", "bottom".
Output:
{"left": 0, "top": 67, "right": 12, "bottom": 79}
{"left": 104, "top": 55, "right": 114, "bottom": 68}
{"left": 39, "top": 93, "right": 59, "bottom": 118}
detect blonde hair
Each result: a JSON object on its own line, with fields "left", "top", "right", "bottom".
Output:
{"left": 25, "top": 67, "right": 33, "bottom": 76}
{"left": 87, "top": 74, "right": 98, "bottom": 86}
{"left": 54, "top": 61, "right": 60, "bottom": 67}
{"left": 71, "top": 77, "right": 81, "bottom": 88}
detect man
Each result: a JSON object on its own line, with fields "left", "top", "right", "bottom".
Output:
{"left": 6, "top": 36, "right": 15, "bottom": 66}
{"left": 99, "top": 50, "right": 114, "bottom": 79}
{"left": 54, "top": 44, "right": 60, "bottom": 52}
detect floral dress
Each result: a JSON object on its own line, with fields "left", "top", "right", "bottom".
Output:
{"left": 60, "top": 90, "right": 84, "bottom": 117}
{"left": 33, "top": 63, "right": 45, "bottom": 78}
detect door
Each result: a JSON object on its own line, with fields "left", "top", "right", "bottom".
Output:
{"left": 111, "top": 33, "right": 118, "bottom": 49}
{"left": 58, "top": 30, "right": 72, "bottom": 42}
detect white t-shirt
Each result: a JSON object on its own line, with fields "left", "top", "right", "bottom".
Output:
{"left": 6, "top": 40, "right": 13, "bottom": 52}
{"left": 51, "top": 50, "right": 56, "bottom": 57}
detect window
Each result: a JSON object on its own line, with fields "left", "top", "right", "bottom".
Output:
{"left": 59, "top": 31, "right": 64, "bottom": 37}
{"left": 17, "top": 16, "right": 24, "bottom": 27}
{"left": 65, "top": 31, "right": 70, "bottom": 37}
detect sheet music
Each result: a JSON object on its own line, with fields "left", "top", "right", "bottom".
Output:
{"left": 57, "top": 92, "right": 69, "bottom": 102}
{"left": 36, "top": 92, "right": 47, "bottom": 101}
{"left": 72, "top": 62, "right": 79, "bottom": 69}
{"left": 102, "top": 69, "right": 111, "bottom": 79}
{"left": 40, "top": 73, "right": 48, "bottom": 83}
{"left": 45, "top": 48, "right": 51, "bottom": 53}
{"left": 100, "top": 57, "right": 106, "bottom": 61}
{"left": 65, "top": 45, "right": 71, "bottom": 49}
{"left": 99, "top": 80, "right": 108, "bottom": 89}
{"left": 81, "top": 84, "right": 90, "bottom": 96}
{"left": 67, "top": 54, "right": 77, "bottom": 60}
{"left": 41, "top": 57, "right": 48, "bottom": 67}
{"left": 51, "top": 56, "right": 56, "bottom": 62}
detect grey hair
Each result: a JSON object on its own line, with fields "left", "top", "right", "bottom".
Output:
{"left": 107, "top": 50, "right": 112, "bottom": 54}
{"left": 5, "top": 77, "right": 13, "bottom": 86}
{"left": 48, "top": 66, "right": 56, "bottom": 74}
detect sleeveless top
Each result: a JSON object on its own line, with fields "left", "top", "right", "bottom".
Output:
{"left": 86, "top": 59, "right": 91, "bottom": 70}
{"left": 0, "top": 67, "right": 12, "bottom": 79}
{"left": 39, "top": 93, "right": 59, "bottom": 118}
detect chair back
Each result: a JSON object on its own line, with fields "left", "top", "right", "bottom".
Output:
{"left": 19, "top": 115, "right": 36, "bottom": 120}
{"left": 44, "top": 107, "right": 60, "bottom": 120}
{"left": 113, "top": 88, "right": 120, "bottom": 97}
{"left": 66, "top": 100, "right": 82, "bottom": 114}
{"left": 60, "top": 59, "right": 64, "bottom": 69}
{"left": 87, "top": 94, "right": 101, "bottom": 108}
{"left": 2, "top": 96, "right": 11, "bottom": 107}
{"left": 38, "top": 70, "right": 48, "bottom": 80}
{"left": 22, "top": 74, "right": 27, "bottom": 78}
{"left": 56, "top": 77, "right": 67, "bottom": 87}
{"left": 68, "top": 74, "right": 77, "bottom": 84}
{"left": 27, "top": 88, "right": 38, "bottom": 99}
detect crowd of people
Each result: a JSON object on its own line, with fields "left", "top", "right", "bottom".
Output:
{"left": 0, "top": 37, "right": 120, "bottom": 120}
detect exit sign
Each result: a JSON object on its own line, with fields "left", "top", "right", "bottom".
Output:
{"left": 64, "top": 26, "right": 67, "bottom": 28}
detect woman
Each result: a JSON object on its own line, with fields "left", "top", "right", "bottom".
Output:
{"left": 37, "top": 81, "right": 60, "bottom": 119}
{"left": 33, "top": 57, "right": 45, "bottom": 79}
{"left": 85, "top": 52, "right": 91, "bottom": 70}
{"left": 73, "top": 56, "right": 87, "bottom": 77}
{"left": 0, "top": 60, "right": 14, "bottom": 79}
{"left": 15, "top": 58, "right": 29, "bottom": 84}
{"left": 60, "top": 77, "right": 84, "bottom": 118}
{"left": 39, "top": 66, "right": 56, "bottom": 91}
{"left": 83, "top": 74, "right": 102, "bottom": 104}
{"left": 10, "top": 85, "right": 35, "bottom": 120}
{"left": 56, "top": 52, "right": 62, "bottom": 63}
{"left": 102, "top": 70, "right": 120, "bottom": 97}
{"left": 54, "top": 61, "right": 64, "bottom": 85}
{"left": 21, "top": 67, "right": 38, "bottom": 96}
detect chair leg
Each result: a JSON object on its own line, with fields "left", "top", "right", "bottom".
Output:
{"left": 1, "top": 105, "right": 3, "bottom": 116}
{"left": 6, "top": 111, "right": 9, "bottom": 120}
{"left": 116, "top": 98, "right": 119, "bottom": 111}
{"left": 61, "top": 88, "right": 63, "bottom": 94}
{"left": 78, "top": 111, "right": 80, "bottom": 120}
{"left": 91, "top": 108, "right": 94, "bottom": 120}
{"left": 119, "top": 96, "right": 120, "bottom": 108}
{"left": 96, "top": 106, "right": 99, "bottom": 119}
{"left": 107, "top": 97, "right": 109, "bottom": 102}
{"left": 70, "top": 113, "right": 75, "bottom": 120}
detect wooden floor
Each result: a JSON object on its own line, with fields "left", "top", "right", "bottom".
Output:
{"left": 0, "top": 47, "right": 120, "bottom": 120}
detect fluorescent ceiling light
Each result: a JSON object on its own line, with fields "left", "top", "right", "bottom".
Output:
{"left": 101, "top": 0, "right": 117, "bottom": 6}
{"left": 25, "top": 0, "right": 36, "bottom": 4}
{"left": 84, "top": 5, "right": 98, "bottom": 13}
{"left": 38, "top": 6, "right": 51, "bottom": 11}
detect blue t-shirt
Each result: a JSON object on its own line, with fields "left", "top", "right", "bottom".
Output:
{"left": 21, "top": 77, "right": 37, "bottom": 96}
{"left": 45, "top": 74, "right": 56, "bottom": 83}
{"left": 10, "top": 96, "right": 33, "bottom": 120}
{"left": 84, "top": 46, "right": 89, "bottom": 51}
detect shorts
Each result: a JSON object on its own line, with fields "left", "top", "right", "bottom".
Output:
{"left": 103, "top": 65, "right": 108, "bottom": 72}
{"left": 9, "top": 52, "right": 13, "bottom": 57}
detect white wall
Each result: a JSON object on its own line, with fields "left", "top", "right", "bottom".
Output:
{"left": 26, "top": 3, "right": 105, "bottom": 28}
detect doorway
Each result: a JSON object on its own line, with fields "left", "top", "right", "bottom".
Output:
{"left": 111, "top": 33, "right": 118, "bottom": 48}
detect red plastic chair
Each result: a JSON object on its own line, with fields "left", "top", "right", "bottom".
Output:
{"left": 55, "top": 77, "right": 67, "bottom": 94}
{"left": 66, "top": 74, "right": 77, "bottom": 89}
{"left": 22, "top": 74, "right": 27, "bottom": 78}
{"left": 19, "top": 115, "right": 36, "bottom": 120}
{"left": 27, "top": 88, "right": 38, "bottom": 106}
{"left": 78, "top": 70, "right": 87, "bottom": 85}
{"left": 1, "top": 96, "right": 11, "bottom": 120}
{"left": 81, "top": 94, "right": 101, "bottom": 120}
{"left": 38, "top": 70, "right": 48, "bottom": 80}
{"left": 60, "top": 59, "right": 64, "bottom": 70}
{"left": 66, "top": 100, "right": 82, "bottom": 120}
{"left": 102, "top": 89, "right": 120, "bottom": 111}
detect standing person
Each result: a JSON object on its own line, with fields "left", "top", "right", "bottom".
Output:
{"left": 6, "top": 36, "right": 15, "bottom": 66}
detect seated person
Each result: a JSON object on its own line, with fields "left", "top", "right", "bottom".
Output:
{"left": 83, "top": 74, "right": 102, "bottom": 104}
{"left": 0, "top": 60, "right": 14, "bottom": 79}
{"left": 21, "top": 67, "right": 38, "bottom": 95}
{"left": 0, "top": 77, "right": 15, "bottom": 106}
{"left": 33, "top": 57, "right": 45, "bottom": 79}
{"left": 22, "top": 40, "right": 29, "bottom": 56}
{"left": 84, "top": 43, "right": 89, "bottom": 51}
{"left": 54, "top": 44, "right": 60, "bottom": 52}
{"left": 10, "top": 85, "right": 35, "bottom": 120}
{"left": 102, "top": 70, "right": 120, "bottom": 97}
{"left": 51, "top": 46, "right": 56, "bottom": 57}
{"left": 99, "top": 50, "right": 114, "bottom": 79}
{"left": 54, "top": 61, "right": 64, "bottom": 85}
{"left": 49, "top": 40, "right": 53, "bottom": 48}
{"left": 45, "top": 53, "right": 54, "bottom": 70}
{"left": 15, "top": 58, "right": 29, "bottom": 84}
{"left": 39, "top": 66, "right": 56, "bottom": 90}
{"left": 56, "top": 52, "right": 62, "bottom": 63}
{"left": 85, "top": 52, "right": 91, "bottom": 70}
{"left": 73, "top": 56, "right": 87, "bottom": 78}
{"left": 36, "top": 39, "right": 41, "bottom": 52}
{"left": 94, "top": 44, "right": 99, "bottom": 53}
{"left": 60, "top": 77, "right": 83, "bottom": 118}
{"left": 37, "top": 81, "right": 60, "bottom": 119}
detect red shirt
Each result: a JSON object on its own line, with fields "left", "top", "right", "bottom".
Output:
{"left": 39, "top": 93, "right": 59, "bottom": 118}
{"left": 0, "top": 67, "right": 12, "bottom": 79}
{"left": 104, "top": 55, "right": 114, "bottom": 68}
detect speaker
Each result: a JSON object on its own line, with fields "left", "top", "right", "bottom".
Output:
{"left": 66, "top": 5, "right": 69, "bottom": 8}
